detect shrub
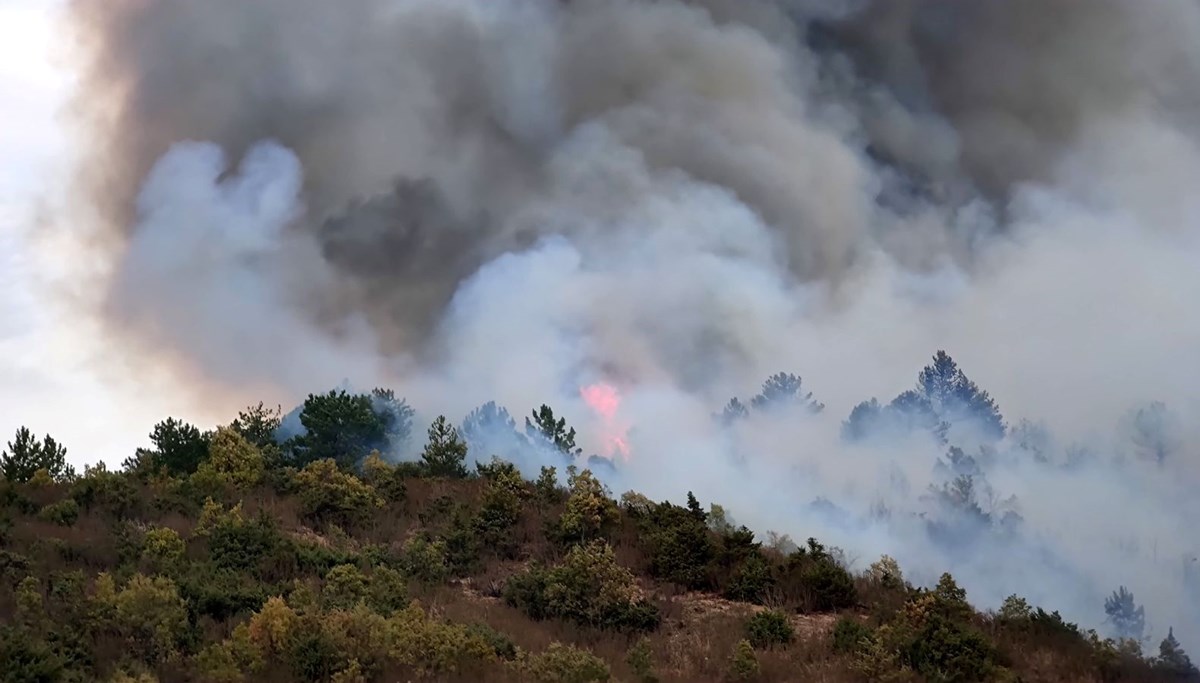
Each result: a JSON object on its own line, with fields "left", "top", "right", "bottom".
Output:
{"left": 293, "top": 459, "right": 384, "bottom": 526}
{"left": 323, "top": 564, "right": 369, "bottom": 609}
{"left": 782, "top": 540, "right": 857, "bottom": 612}
{"left": 867, "top": 555, "right": 905, "bottom": 588}
{"left": 626, "top": 637, "right": 658, "bottom": 683}
{"left": 367, "top": 566, "right": 408, "bottom": 615}
{"left": 557, "top": 468, "right": 619, "bottom": 544}
{"left": 745, "top": 610, "right": 794, "bottom": 649}
{"left": 194, "top": 427, "right": 265, "bottom": 491}
{"left": 505, "top": 541, "right": 660, "bottom": 632}
{"left": 70, "top": 463, "right": 138, "bottom": 518}
{"left": 724, "top": 555, "right": 773, "bottom": 604}
{"left": 0, "top": 626, "right": 68, "bottom": 683}
{"left": 142, "top": 526, "right": 186, "bottom": 570}
{"left": 728, "top": 639, "right": 760, "bottom": 681}
{"left": 99, "top": 573, "right": 190, "bottom": 663}
{"left": 38, "top": 498, "right": 80, "bottom": 527}
{"left": 385, "top": 603, "right": 496, "bottom": 675}
{"left": 639, "top": 500, "right": 714, "bottom": 590}
{"left": 467, "top": 623, "right": 518, "bottom": 661}
{"left": 831, "top": 617, "right": 873, "bottom": 654}
{"left": 399, "top": 536, "right": 450, "bottom": 585}
{"left": 524, "top": 642, "right": 611, "bottom": 683}
{"left": 208, "top": 510, "right": 283, "bottom": 574}
{"left": 360, "top": 452, "right": 406, "bottom": 503}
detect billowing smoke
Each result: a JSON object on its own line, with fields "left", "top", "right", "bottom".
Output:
{"left": 65, "top": 0, "right": 1200, "bottom": 650}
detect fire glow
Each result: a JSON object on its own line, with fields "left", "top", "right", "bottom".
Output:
{"left": 580, "top": 382, "right": 631, "bottom": 460}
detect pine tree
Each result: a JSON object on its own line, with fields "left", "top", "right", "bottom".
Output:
{"left": 0, "top": 427, "right": 75, "bottom": 483}
{"left": 916, "top": 351, "right": 1004, "bottom": 440}
{"left": 1104, "top": 586, "right": 1146, "bottom": 642}
{"left": 750, "top": 372, "right": 824, "bottom": 414}
{"left": 420, "top": 416, "right": 469, "bottom": 478}
{"left": 462, "top": 401, "right": 527, "bottom": 461}
{"left": 525, "top": 405, "right": 581, "bottom": 457}
{"left": 717, "top": 397, "right": 749, "bottom": 426}
{"left": 1156, "top": 627, "right": 1198, "bottom": 676}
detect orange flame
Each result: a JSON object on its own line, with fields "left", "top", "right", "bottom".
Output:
{"left": 581, "top": 382, "right": 631, "bottom": 460}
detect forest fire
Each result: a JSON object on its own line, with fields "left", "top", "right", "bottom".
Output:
{"left": 580, "top": 382, "right": 631, "bottom": 460}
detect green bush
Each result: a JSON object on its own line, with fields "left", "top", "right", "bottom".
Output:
{"left": 399, "top": 536, "right": 450, "bottom": 584}
{"left": 467, "top": 623, "right": 518, "bottom": 661}
{"left": 38, "top": 498, "right": 80, "bottom": 527}
{"left": 97, "top": 573, "right": 190, "bottom": 663}
{"left": 142, "top": 526, "right": 186, "bottom": 570}
{"left": 728, "top": 639, "right": 760, "bottom": 681}
{"left": 626, "top": 637, "right": 658, "bottom": 683}
{"left": 745, "top": 610, "right": 794, "bottom": 649}
{"left": 366, "top": 565, "right": 408, "bottom": 615}
{"left": 322, "top": 564, "right": 368, "bottom": 609}
{"left": 639, "top": 500, "right": 715, "bottom": 590}
{"left": 723, "top": 555, "right": 773, "bottom": 604}
{"left": 208, "top": 510, "right": 283, "bottom": 574}
{"left": 524, "top": 642, "right": 611, "bottom": 683}
{"left": 831, "top": 617, "right": 873, "bottom": 654}
{"left": 505, "top": 541, "right": 660, "bottom": 632}
{"left": 293, "top": 459, "right": 383, "bottom": 526}
{"left": 70, "top": 464, "right": 138, "bottom": 518}
{"left": 557, "top": 468, "right": 619, "bottom": 545}
{"left": 0, "top": 625, "right": 68, "bottom": 683}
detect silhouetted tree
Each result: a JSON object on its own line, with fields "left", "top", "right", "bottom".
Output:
{"left": 750, "top": 373, "right": 824, "bottom": 414}
{"left": 1155, "top": 627, "right": 1198, "bottom": 677}
{"left": 129, "top": 418, "right": 210, "bottom": 476}
{"left": 717, "top": 398, "right": 749, "bottom": 426}
{"left": 842, "top": 399, "right": 883, "bottom": 441}
{"left": 526, "top": 405, "right": 581, "bottom": 457}
{"left": 1126, "top": 402, "right": 1181, "bottom": 466}
{"left": 463, "top": 401, "right": 527, "bottom": 461}
{"left": 1105, "top": 586, "right": 1146, "bottom": 642}
{"left": 371, "top": 388, "right": 416, "bottom": 453}
{"left": 917, "top": 351, "right": 1005, "bottom": 441}
{"left": 1, "top": 427, "right": 74, "bottom": 483}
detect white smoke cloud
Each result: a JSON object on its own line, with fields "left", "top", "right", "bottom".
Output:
{"left": 59, "top": 0, "right": 1200, "bottom": 652}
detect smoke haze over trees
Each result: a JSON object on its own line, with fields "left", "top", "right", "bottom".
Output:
{"left": 43, "top": 0, "right": 1200, "bottom": 656}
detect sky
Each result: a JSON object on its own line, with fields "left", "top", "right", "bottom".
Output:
{"left": 0, "top": 0, "right": 211, "bottom": 468}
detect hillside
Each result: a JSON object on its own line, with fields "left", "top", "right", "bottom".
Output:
{"left": 0, "top": 400, "right": 1196, "bottom": 683}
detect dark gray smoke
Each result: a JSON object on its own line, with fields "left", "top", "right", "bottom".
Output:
{"left": 63, "top": 0, "right": 1200, "bottom": 651}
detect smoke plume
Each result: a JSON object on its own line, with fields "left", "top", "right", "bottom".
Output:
{"left": 65, "top": 0, "right": 1200, "bottom": 649}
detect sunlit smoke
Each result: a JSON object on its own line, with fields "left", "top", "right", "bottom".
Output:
{"left": 581, "top": 382, "right": 631, "bottom": 460}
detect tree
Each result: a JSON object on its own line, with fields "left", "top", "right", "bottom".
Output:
{"left": 230, "top": 403, "right": 282, "bottom": 450}
{"left": 1126, "top": 402, "right": 1181, "bottom": 465}
{"left": 750, "top": 372, "right": 824, "bottom": 414}
{"left": 526, "top": 405, "right": 581, "bottom": 457}
{"left": 462, "top": 402, "right": 527, "bottom": 461}
{"left": 916, "top": 351, "right": 1004, "bottom": 441}
{"left": 717, "top": 398, "right": 749, "bottom": 426}
{"left": 420, "top": 416, "right": 469, "bottom": 478}
{"left": 1104, "top": 586, "right": 1146, "bottom": 642}
{"left": 195, "top": 427, "right": 266, "bottom": 490}
{"left": 129, "top": 418, "right": 210, "bottom": 476}
{"left": 371, "top": 388, "right": 416, "bottom": 453}
{"left": 842, "top": 399, "right": 883, "bottom": 442}
{"left": 293, "top": 390, "right": 387, "bottom": 469}
{"left": 559, "top": 468, "right": 619, "bottom": 544}
{"left": 1, "top": 427, "right": 74, "bottom": 483}
{"left": 1155, "top": 627, "right": 1198, "bottom": 676}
